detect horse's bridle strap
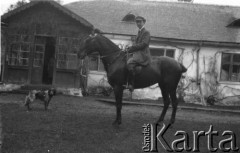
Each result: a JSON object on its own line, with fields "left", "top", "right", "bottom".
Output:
{"left": 103, "top": 51, "right": 126, "bottom": 66}
{"left": 100, "top": 51, "right": 121, "bottom": 59}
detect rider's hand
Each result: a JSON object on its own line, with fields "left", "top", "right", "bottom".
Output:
{"left": 125, "top": 46, "right": 130, "bottom": 52}
{"left": 125, "top": 46, "right": 133, "bottom": 53}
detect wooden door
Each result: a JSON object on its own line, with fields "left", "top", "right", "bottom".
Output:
{"left": 31, "top": 42, "right": 45, "bottom": 84}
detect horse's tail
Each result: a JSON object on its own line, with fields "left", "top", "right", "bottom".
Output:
{"left": 180, "top": 63, "right": 187, "bottom": 73}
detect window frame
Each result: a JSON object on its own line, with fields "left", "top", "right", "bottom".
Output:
{"left": 33, "top": 44, "right": 45, "bottom": 67}
{"left": 121, "top": 13, "right": 136, "bottom": 23}
{"left": 56, "top": 37, "right": 80, "bottom": 70}
{"left": 8, "top": 34, "right": 32, "bottom": 67}
{"left": 88, "top": 53, "right": 105, "bottom": 72}
{"left": 149, "top": 47, "right": 176, "bottom": 59}
{"left": 220, "top": 52, "right": 240, "bottom": 83}
{"left": 227, "top": 19, "right": 240, "bottom": 28}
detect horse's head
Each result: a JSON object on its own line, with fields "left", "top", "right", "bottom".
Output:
{"left": 78, "top": 35, "right": 95, "bottom": 59}
{"left": 78, "top": 29, "right": 121, "bottom": 60}
{"left": 78, "top": 29, "right": 101, "bottom": 59}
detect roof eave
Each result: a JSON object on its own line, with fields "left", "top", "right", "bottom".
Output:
{"left": 1, "top": 0, "right": 94, "bottom": 29}
{"left": 1, "top": 1, "right": 36, "bottom": 20}
{"left": 102, "top": 32, "right": 240, "bottom": 47}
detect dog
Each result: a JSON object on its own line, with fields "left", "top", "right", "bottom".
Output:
{"left": 24, "top": 88, "right": 56, "bottom": 111}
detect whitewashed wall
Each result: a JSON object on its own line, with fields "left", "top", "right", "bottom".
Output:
{"left": 87, "top": 36, "right": 240, "bottom": 104}
{"left": 177, "top": 44, "right": 240, "bottom": 105}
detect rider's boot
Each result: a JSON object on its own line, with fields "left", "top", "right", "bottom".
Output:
{"left": 125, "top": 70, "right": 135, "bottom": 92}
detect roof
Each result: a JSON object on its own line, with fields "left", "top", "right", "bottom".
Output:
{"left": 1, "top": 0, "right": 93, "bottom": 29}
{"left": 65, "top": 0, "right": 240, "bottom": 43}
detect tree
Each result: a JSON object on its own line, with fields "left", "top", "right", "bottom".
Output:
{"left": 178, "top": 0, "right": 194, "bottom": 2}
{"left": 7, "top": 0, "right": 29, "bottom": 12}
{"left": 6, "top": 0, "right": 63, "bottom": 13}
{"left": 30, "top": 0, "right": 63, "bottom": 4}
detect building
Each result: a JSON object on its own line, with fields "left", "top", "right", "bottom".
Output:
{"left": 1, "top": 22, "right": 8, "bottom": 82}
{"left": 1, "top": 0, "right": 93, "bottom": 89}
{"left": 65, "top": 0, "right": 240, "bottom": 102}
{"left": 1, "top": 0, "right": 240, "bottom": 103}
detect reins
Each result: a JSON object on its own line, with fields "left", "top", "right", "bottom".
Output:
{"left": 86, "top": 33, "right": 128, "bottom": 66}
{"left": 100, "top": 50, "right": 126, "bottom": 66}
{"left": 99, "top": 51, "right": 120, "bottom": 59}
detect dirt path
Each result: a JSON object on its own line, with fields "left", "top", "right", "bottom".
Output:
{"left": 0, "top": 94, "right": 239, "bottom": 153}
{"left": 0, "top": 93, "right": 239, "bottom": 124}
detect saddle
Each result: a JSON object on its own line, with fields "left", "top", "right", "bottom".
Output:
{"left": 134, "top": 65, "right": 142, "bottom": 74}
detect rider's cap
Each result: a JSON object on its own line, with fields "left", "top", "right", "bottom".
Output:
{"left": 135, "top": 16, "right": 146, "bottom": 23}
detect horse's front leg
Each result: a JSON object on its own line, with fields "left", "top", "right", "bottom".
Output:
{"left": 112, "top": 85, "right": 124, "bottom": 125}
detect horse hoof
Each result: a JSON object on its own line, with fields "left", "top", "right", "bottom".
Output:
{"left": 155, "top": 120, "right": 163, "bottom": 125}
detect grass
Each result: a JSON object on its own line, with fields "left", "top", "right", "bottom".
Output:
{"left": 0, "top": 94, "right": 240, "bottom": 153}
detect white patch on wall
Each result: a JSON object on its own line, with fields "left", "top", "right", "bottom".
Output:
{"left": 132, "top": 84, "right": 162, "bottom": 100}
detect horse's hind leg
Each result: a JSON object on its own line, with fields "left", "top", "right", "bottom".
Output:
{"left": 169, "top": 90, "right": 178, "bottom": 124}
{"left": 157, "top": 86, "right": 170, "bottom": 124}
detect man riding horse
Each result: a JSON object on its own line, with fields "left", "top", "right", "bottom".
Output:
{"left": 78, "top": 20, "right": 187, "bottom": 125}
{"left": 126, "top": 16, "right": 151, "bottom": 92}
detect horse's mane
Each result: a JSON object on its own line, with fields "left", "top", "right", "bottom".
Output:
{"left": 94, "top": 34, "right": 126, "bottom": 72}
{"left": 96, "top": 34, "right": 121, "bottom": 52}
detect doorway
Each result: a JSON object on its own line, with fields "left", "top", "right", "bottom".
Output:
{"left": 42, "top": 37, "right": 55, "bottom": 84}
{"left": 31, "top": 36, "right": 56, "bottom": 85}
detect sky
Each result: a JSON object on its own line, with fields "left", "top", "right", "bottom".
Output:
{"left": 0, "top": 0, "right": 240, "bottom": 15}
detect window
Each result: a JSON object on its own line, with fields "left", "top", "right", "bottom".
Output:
{"left": 220, "top": 53, "right": 240, "bottom": 82}
{"left": 8, "top": 35, "right": 32, "bottom": 66}
{"left": 33, "top": 44, "right": 44, "bottom": 67}
{"left": 57, "top": 37, "right": 81, "bottom": 69}
{"left": 122, "top": 13, "right": 135, "bottom": 23}
{"left": 178, "top": 0, "right": 193, "bottom": 2}
{"left": 33, "top": 36, "right": 46, "bottom": 67}
{"left": 150, "top": 48, "right": 175, "bottom": 60}
{"left": 228, "top": 19, "right": 240, "bottom": 27}
{"left": 88, "top": 54, "right": 105, "bottom": 72}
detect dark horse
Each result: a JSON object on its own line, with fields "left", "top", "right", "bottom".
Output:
{"left": 78, "top": 32, "right": 187, "bottom": 125}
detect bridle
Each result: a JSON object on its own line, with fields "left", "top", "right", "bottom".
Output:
{"left": 100, "top": 50, "right": 126, "bottom": 66}
{"left": 83, "top": 34, "right": 128, "bottom": 66}
{"left": 99, "top": 51, "right": 120, "bottom": 59}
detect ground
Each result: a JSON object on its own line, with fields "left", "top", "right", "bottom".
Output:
{"left": 0, "top": 94, "right": 239, "bottom": 153}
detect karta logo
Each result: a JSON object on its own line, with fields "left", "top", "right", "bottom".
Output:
{"left": 142, "top": 123, "right": 239, "bottom": 152}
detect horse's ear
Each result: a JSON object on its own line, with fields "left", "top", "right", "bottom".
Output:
{"left": 89, "top": 33, "right": 97, "bottom": 38}
{"left": 89, "top": 34, "right": 94, "bottom": 38}
{"left": 90, "top": 28, "right": 101, "bottom": 38}
{"left": 93, "top": 28, "right": 101, "bottom": 34}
